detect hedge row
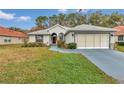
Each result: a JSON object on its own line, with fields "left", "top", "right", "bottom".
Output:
{"left": 116, "top": 42, "right": 124, "bottom": 46}
{"left": 22, "top": 42, "right": 47, "bottom": 47}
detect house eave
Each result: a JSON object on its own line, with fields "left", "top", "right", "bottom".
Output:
{"left": 65, "top": 30, "right": 116, "bottom": 36}
{"left": 69, "top": 29, "right": 116, "bottom": 32}
{"left": 28, "top": 34, "right": 50, "bottom": 35}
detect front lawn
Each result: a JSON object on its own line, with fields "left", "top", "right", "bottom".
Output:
{"left": 116, "top": 45, "right": 124, "bottom": 52}
{"left": 0, "top": 45, "right": 116, "bottom": 83}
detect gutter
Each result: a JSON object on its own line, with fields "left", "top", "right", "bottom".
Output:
{"left": 65, "top": 30, "right": 116, "bottom": 36}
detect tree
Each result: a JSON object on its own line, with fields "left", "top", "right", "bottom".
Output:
{"left": 108, "top": 12, "right": 124, "bottom": 27}
{"left": 76, "top": 13, "right": 86, "bottom": 25}
{"left": 66, "top": 13, "right": 78, "bottom": 27}
{"left": 35, "top": 16, "right": 48, "bottom": 27}
{"left": 58, "top": 13, "right": 66, "bottom": 26}
{"left": 8, "top": 27, "right": 27, "bottom": 32}
{"left": 30, "top": 26, "right": 47, "bottom": 32}
{"left": 65, "top": 13, "right": 86, "bottom": 27}
{"left": 37, "top": 13, "right": 86, "bottom": 27}
{"left": 35, "top": 11, "right": 124, "bottom": 28}
{"left": 48, "top": 15, "right": 58, "bottom": 27}
{"left": 89, "top": 11, "right": 103, "bottom": 26}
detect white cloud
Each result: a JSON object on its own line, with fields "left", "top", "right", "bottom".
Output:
{"left": 58, "top": 9, "right": 68, "bottom": 13}
{"left": 0, "top": 10, "right": 15, "bottom": 20}
{"left": 58, "top": 9, "right": 89, "bottom": 14}
{"left": 0, "top": 10, "right": 31, "bottom": 22}
{"left": 16, "top": 16, "right": 31, "bottom": 22}
{"left": 76, "top": 9, "right": 89, "bottom": 13}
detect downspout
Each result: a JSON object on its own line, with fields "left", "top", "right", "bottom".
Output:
{"left": 74, "top": 32, "right": 75, "bottom": 43}
{"left": 109, "top": 32, "right": 111, "bottom": 49}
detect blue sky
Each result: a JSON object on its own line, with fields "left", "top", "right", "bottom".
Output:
{"left": 0, "top": 9, "right": 124, "bottom": 29}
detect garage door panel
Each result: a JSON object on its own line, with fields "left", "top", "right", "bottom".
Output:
{"left": 77, "top": 34, "right": 85, "bottom": 47}
{"left": 86, "top": 34, "right": 94, "bottom": 47}
{"left": 76, "top": 33, "right": 109, "bottom": 49}
{"left": 101, "top": 34, "right": 109, "bottom": 48}
{"left": 94, "top": 34, "right": 101, "bottom": 48}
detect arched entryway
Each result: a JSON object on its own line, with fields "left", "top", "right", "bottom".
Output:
{"left": 51, "top": 33, "right": 57, "bottom": 44}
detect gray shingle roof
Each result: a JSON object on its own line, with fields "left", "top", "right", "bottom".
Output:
{"left": 28, "top": 24, "right": 117, "bottom": 35}
{"left": 69, "top": 24, "right": 117, "bottom": 32}
{"left": 28, "top": 29, "right": 49, "bottom": 35}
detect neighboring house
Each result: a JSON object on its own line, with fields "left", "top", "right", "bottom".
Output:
{"left": 0, "top": 26, "right": 27, "bottom": 44}
{"left": 28, "top": 24, "right": 116, "bottom": 49}
{"left": 113, "top": 26, "right": 124, "bottom": 42}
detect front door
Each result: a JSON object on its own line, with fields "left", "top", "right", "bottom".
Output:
{"left": 51, "top": 33, "right": 57, "bottom": 44}
{"left": 52, "top": 36, "right": 57, "bottom": 44}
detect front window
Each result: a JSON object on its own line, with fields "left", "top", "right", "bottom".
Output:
{"left": 35, "top": 35, "right": 43, "bottom": 42}
{"left": 59, "top": 33, "right": 64, "bottom": 41}
{"left": 4, "top": 38, "right": 11, "bottom": 43}
{"left": 118, "top": 35, "right": 123, "bottom": 41}
{"left": 8, "top": 39, "right": 11, "bottom": 42}
{"left": 4, "top": 39, "right": 8, "bottom": 43}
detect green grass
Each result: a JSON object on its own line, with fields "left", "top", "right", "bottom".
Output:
{"left": 0, "top": 45, "right": 116, "bottom": 83}
{"left": 116, "top": 45, "right": 124, "bottom": 52}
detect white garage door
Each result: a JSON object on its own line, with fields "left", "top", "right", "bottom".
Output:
{"left": 76, "top": 34, "right": 109, "bottom": 49}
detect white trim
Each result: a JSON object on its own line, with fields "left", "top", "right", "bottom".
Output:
{"left": 118, "top": 39, "right": 124, "bottom": 42}
{"left": 77, "top": 47, "right": 109, "bottom": 49}
{"left": 48, "top": 24, "right": 69, "bottom": 31}
{"left": 28, "top": 24, "right": 68, "bottom": 35}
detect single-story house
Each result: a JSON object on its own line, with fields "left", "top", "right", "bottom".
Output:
{"left": 112, "top": 26, "right": 124, "bottom": 42}
{"left": 0, "top": 26, "right": 27, "bottom": 44}
{"left": 28, "top": 24, "right": 117, "bottom": 49}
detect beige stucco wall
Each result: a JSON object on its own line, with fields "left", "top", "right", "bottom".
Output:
{"left": 29, "top": 35, "right": 36, "bottom": 42}
{"left": 65, "top": 32, "right": 75, "bottom": 44}
{"left": 28, "top": 26, "right": 67, "bottom": 44}
{"left": 0, "top": 36, "right": 4, "bottom": 44}
{"left": 111, "top": 35, "right": 117, "bottom": 43}
{"left": 43, "top": 35, "right": 50, "bottom": 45}
{"left": 0, "top": 36, "right": 25, "bottom": 44}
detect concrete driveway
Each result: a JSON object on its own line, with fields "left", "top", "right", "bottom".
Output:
{"left": 75, "top": 49, "right": 124, "bottom": 83}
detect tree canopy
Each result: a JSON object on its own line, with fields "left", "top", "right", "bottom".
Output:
{"left": 35, "top": 11, "right": 124, "bottom": 28}
{"left": 8, "top": 27, "right": 28, "bottom": 33}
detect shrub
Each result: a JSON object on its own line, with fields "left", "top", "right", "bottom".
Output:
{"left": 36, "top": 42, "right": 43, "bottom": 47}
{"left": 117, "top": 42, "right": 124, "bottom": 46}
{"left": 57, "top": 40, "right": 67, "bottom": 48}
{"left": 41, "top": 43, "right": 48, "bottom": 47}
{"left": 67, "top": 43, "right": 77, "bottom": 49}
{"left": 22, "top": 42, "right": 47, "bottom": 47}
{"left": 57, "top": 40, "right": 63, "bottom": 47}
{"left": 28, "top": 43, "right": 33, "bottom": 47}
